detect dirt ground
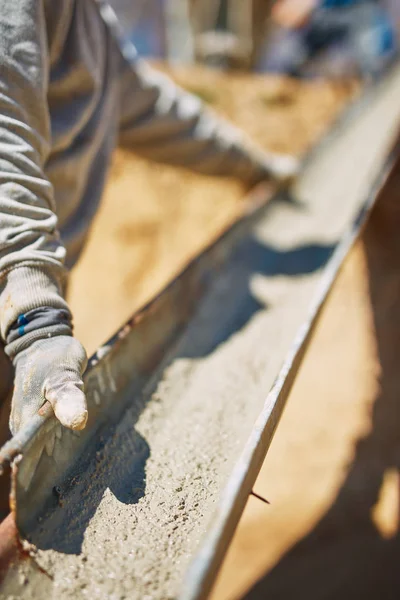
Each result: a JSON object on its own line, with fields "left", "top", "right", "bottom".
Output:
{"left": 68, "top": 66, "right": 357, "bottom": 354}
{"left": 211, "top": 164, "right": 400, "bottom": 600}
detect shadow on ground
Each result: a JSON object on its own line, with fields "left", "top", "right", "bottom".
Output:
{"left": 245, "top": 165, "right": 400, "bottom": 600}
{"left": 26, "top": 196, "right": 334, "bottom": 556}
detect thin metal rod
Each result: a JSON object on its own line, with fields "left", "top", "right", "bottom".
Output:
{"left": 0, "top": 403, "right": 53, "bottom": 476}
{"left": 250, "top": 490, "right": 270, "bottom": 505}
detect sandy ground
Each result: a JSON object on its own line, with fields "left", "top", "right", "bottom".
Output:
{"left": 211, "top": 165, "right": 400, "bottom": 600}
{"left": 68, "top": 67, "right": 357, "bottom": 354}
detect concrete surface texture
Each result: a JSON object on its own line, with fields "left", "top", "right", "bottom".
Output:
{"left": 212, "top": 163, "right": 400, "bottom": 600}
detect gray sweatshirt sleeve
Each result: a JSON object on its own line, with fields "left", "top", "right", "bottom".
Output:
{"left": 0, "top": 0, "right": 70, "bottom": 342}
{"left": 118, "top": 58, "right": 277, "bottom": 183}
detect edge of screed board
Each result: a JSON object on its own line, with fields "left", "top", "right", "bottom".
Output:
{"left": 0, "top": 61, "right": 400, "bottom": 597}
{"left": 181, "top": 147, "right": 400, "bottom": 600}
{"left": 180, "top": 64, "right": 400, "bottom": 600}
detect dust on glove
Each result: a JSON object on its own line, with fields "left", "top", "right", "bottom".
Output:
{"left": 9, "top": 335, "right": 88, "bottom": 435}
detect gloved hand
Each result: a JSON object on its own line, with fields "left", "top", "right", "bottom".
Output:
{"left": 9, "top": 336, "right": 88, "bottom": 435}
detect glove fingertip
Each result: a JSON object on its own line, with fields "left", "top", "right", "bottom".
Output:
{"left": 65, "top": 409, "right": 88, "bottom": 431}
{"left": 52, "top": 390, "right": 88, "bottom": 431}
{"left": 56, "top": 408, "right": 88, "bottom": 431}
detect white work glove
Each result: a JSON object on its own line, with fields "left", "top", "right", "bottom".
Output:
{"left": 10, "top": 336, "right": 88, "bottom": 435}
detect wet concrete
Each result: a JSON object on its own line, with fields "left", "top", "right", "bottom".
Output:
{"left": 8, "top": 67, "right": 400, "bottom": 600}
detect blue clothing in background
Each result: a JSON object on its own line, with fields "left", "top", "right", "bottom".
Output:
{"left": 322, "top": 0, "right": 369, "bottom": 7}
{"left": 265, "top": 0, "right": 396, "bottom": 77}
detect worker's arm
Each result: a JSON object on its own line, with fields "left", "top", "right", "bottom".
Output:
{"left": 118, "top": 59, "right": 299, "bottom": 186}
{"left": 0, "top": 0, "right": 87, "bottom": 434}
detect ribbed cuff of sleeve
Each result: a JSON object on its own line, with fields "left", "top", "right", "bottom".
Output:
{"left": 5, "top": 325, "right": 73, "bottom": 360}
{"left": 0, "top": 266, "right": 70, "bottom": 341}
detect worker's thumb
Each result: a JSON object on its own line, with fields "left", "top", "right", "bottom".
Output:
{"left": 44, "top": 373, "right": 88, "bottom": 431}
{"left": 10, "top": 336, "right": 88, "bottom": 435}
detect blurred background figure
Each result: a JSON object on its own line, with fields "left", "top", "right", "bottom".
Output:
{"left": 108, "top": 0, "right": 275, "bottom": 69}
{"left": 187, "top": 0, "right": 275, "bottom": 70}
{"left": 264, "top": 0, "right": 399, "bottom": 78}
{"left": 109, "top": 0, "right": 399, "bottom": 79}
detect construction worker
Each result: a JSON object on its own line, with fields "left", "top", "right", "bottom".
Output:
{"left": 269, "top": 0, "right": 397, "bottom": 77}
{"left": 0, "top": 0, "right": 298, "bottom": 436}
